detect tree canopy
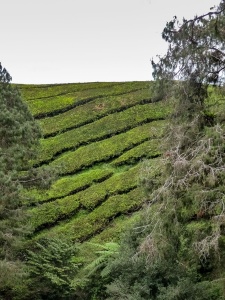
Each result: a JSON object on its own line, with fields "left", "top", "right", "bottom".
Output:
{"left": 2, "top": 1, "right": 225, "bottom": 299}
{"left": 151, "top": 0, "right": 225, "bottom": 124}
{"left": 152, "top": 0, "right": 225, "bottom": 85}
{"left": 103, "top": 1, "right": 225, "bottom": 299}
{"left": 0, "top": 63, "right": 42, "bottom": 298}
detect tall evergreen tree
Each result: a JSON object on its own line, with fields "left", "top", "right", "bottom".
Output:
{"left": 149, "top": 0, "right": 225, "bottom": 262}
{"left": 103, "top": 1, "right": 225, "bottom": 299}
{"left": 151, "top": 0, "right": 225, "bottom": 122}
{"left": 0, "top": 63, "right": 41, "bottom": 298}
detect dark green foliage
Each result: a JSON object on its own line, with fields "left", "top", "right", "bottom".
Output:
{"left": 103, "top": 216, "right": 223, "bottom": 300}
{"left": 85, "top": 242, "right": 119, "bottom": 277}
{"left": 0, "top": 63, "right": 42, "bottom": 298}
{"left": 151, "top": 0, "right": 225, "bottom": 128}
{"left": 88, "top": 2, "right": 225, "bottom": 299}
{"left": 77, "top": 242, "right": 120, "bottom": 300}
{"left": 148, "top": 1, "right": 225, "bottom": 273}
{"left": 27, "top": 237, "right": 81, "bottom": 299}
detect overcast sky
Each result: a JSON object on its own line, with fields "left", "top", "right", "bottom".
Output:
{"left": 1, "top": 0, "right": 221, "bottom": 84}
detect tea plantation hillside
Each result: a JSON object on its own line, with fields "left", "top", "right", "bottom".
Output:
{"left": 18, "top": 81, "right": 170, "bottom": 244}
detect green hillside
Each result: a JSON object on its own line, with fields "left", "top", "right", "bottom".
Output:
{"left": 2, "top": 2, "right": 224, "bottom": 298}
{"left": 18, "top": 82, "right": 170, "bottom": 244}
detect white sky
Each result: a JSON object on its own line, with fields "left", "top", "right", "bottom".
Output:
{"left": 1, "top": 0, "right": 221, "bottom": 84}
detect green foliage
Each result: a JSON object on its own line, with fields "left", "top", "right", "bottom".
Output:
{"left": 73, "top": 2, "right": 225, "bottom": 299}
{"left": 19, "top": 82, "right": 118, "bottom": 100}
{"left": 18, "top": 79, "right": 168, "bottom": 279}
{"left": 24, "top": 81, "right": 151, "bottom": 117}
{"left": 0, "top": 63, "right": 42, "bottom": 298}
{"left": 85, "top": 242, "right": 119, "bottom": 277}
{"left": 49, "top": 122, "right": 162, "bottom": 175}
{"left": 26, "top": 237, "right": 81, "bottom": 299}
{"left": 89, "top": 213, "right": 141, "bottom": 244}
{"left": 38, "top": 103, "right": 168, "bottom": 163}
{"left": 80, "top": 164, "right": 140, "bottom": 210}
{"left": 34, "top": 187, "right": 145, "bottom": 241}
{"left": 24, "top": 167, "right": 113, "bottom": 204}
{"left": 111, "top": 139, "right": 161, "bottom": 166}
{"left": 148, "top": 0, "right": 225, "bottom": 272}
{"left": 29, "top": 164, "right": 141, "bottom": 230}
{"left": 0, "top": 260, "right": 29, "bottom": 300}
{"left": 102, "top": 215, "right": 224, "bottom": 300}
{"left": 38, "top": 85, "right": 155, "bottom": 136}
{"left": 76, "top": 242, "right": 120, "bottom": 300}
{"left": 17, "top": 77, "right": 178, "bottom": 298}
{"left": 94, "top": 2, "right": 225, "bottom": 299}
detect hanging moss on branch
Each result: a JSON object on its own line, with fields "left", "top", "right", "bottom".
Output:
{"left": 102, "top": 2, "right": 225, "bottom": 299}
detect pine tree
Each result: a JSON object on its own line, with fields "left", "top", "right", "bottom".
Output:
{"left": 151, "top": 0, "right": 225, "bottom": 123}
{"left": 104, "top": 1, "right": 225, "bottom": 299}
{"left": 0, "top": 63, "right": 41, "bottom": 297}
{"left": 149, "top": 0, "right": 225, "bottom": 264}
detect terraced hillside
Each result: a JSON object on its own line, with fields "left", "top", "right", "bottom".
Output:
{"left": 19, "top": 82, "right": 170, "bottom": 244}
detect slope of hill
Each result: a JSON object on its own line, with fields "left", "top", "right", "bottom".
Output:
{"left": 18, "top": 81, "right": 170, "bottom": 244}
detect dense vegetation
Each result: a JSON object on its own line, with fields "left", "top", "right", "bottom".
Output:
{"left": 100, "top": 1, "right": 225, "bottom": 299}
{"left": 19, "top": 81, "right": 167, "bottom": 242}
{"left": 1, "top": 1, "right": 225, "bottom": 299}
{"left": 15, "top": 81, "right": 168, "bottom": 299}
{"left": 0, "top": 64, "right": 50, "bottom": 299}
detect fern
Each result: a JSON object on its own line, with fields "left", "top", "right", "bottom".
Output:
{"left": 85, "top": 242, "right": 119, "bottom": 277}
